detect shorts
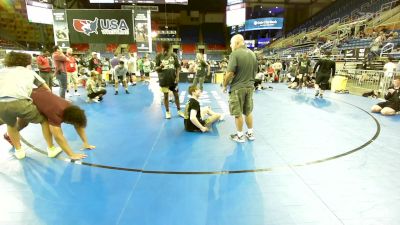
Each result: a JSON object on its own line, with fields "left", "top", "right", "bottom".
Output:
{"left": 67, "top": 71, "right": 79, "bottom": 84}
{"left": 229, "top": 87, "right": 254, "bottom": 116}
{"left": 114, "top": 75, "right": 126, "bottom": 82}
{"left": 161, "top": 83, "right": 179, "bottom": 93}
{"left": 315, "top": 74, "right": 330, "bottom": 87}
{"left": 0, "top": 99, "right": 45, "bottom": 126}
{"left": 377, "top": 101, "right": 400, "bottom": 112}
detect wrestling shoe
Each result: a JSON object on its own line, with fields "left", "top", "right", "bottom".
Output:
{"left": 165, "top": 111, "right": 171, "bottom": 119}
{"left": 125, "top": 90, "right": 130, "bottom": 94}
{"left": 177, "top": 110, "right": 185, "bottom": 118}
{"left": 245, "top": 132, "right": 255, "bottom": 141}
{"left": 115, "top": 91, "right": 118, "bottom": 95}
{"left": 14, "top": 147, "right": 26, "bottom": 159}
{"left": 47, "top": 146, "right": 62, "bottom": 158}
{"left": 314, "top": 90, "right": 320, "bottom": 97}
{"left": 230, "top": 134, "right": 246, "bottom": 143}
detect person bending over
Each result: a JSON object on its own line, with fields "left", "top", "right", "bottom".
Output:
{"left": 0, "top": 51, "right": 61, "bottom": 159}
{"left": 184, "top": 85, "right": 223, "bottom": 132}
{"left": 114, "top": 61, "right": 130, "bottom": 95}
{"left": 14, "top": 86, "right": 94, "bottom": 160}
{"left": 371, "top": 75, "right": 400, "bottom": 116}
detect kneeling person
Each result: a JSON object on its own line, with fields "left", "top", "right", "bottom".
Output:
{"left": 86, "top": 71, "right": 107, "bottom": 102}
{"left": 184, "top": 85, "right": 223, "bottom": 132}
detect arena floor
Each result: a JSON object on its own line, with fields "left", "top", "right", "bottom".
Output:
{"left": 1, "top": 81, "right": 399, "bottom": 225}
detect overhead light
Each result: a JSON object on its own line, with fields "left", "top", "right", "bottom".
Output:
{"left": 275, "top": 6, "right": 278, "bottom": 8}
{"left": 269, "top": 11, "right": 271, "bottom": 13}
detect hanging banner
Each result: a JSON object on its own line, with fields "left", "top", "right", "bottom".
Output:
{"left": 134, "top": 10, "right": 152, "bottom": 52}
{"left": 67, "top": 9, "right": 134, "bottom": 43}
{"left": 52, "top": 9, "right": 70, "bottom": 48}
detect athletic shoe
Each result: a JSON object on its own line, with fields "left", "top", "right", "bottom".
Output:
{"left": 245, "top": 132, "right": 255, "bottom": 141}
{"left": 219, "top": 113, "right": 225, "bottom": 121}
{"left": 3, "top": 133, "right": 13, "bottom": 146}
{"left": 177, "top": 110, "right": 185, "bottom": 118}
{"left": 115, "top": 91, "right": 118, "bottom": 95}
{"left": 66, "top": 92, "right": 72, "bottom": 97}
{"left": 74, "top": 92, "right": 80, "bottom": 96}
{"left": 319, "top": 94, "right": 323, "bottom": 98}
{"left": 314, "top": 90, "right": 319, "bottom": 97}
{"left": 165, "top": 111, "right": 171, "bottom": 119}
{"left": 98, "top": 96, "right": 103, "bottom": 101}
{"left": 230, "top": 134, "right": 245, "bottom": 143}
{"left": 125, "top": 90, "right": 130, "bottom": 94}
{"left": 47, "top": 146, "right": 62, "bottom": 158}
{"left": 14, "top": 148, "right": 26, "bottom": 159}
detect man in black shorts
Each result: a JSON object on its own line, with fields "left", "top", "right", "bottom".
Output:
{"left": 371, "top": 76, "right": 400, "bottom": 116}
{"left": 313, "top": 51, "right": 336, "bottom": 98}
{"left": 155, "top": 42, "right": 184, "bottom": 119}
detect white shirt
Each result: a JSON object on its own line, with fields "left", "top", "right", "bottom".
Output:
{"left": 384, "top": 62, "right": 396, "bottom": 77}
{"left": 0, "top": 66, "right": 45, "bottom": 100}
{"left": 127, "top": 57, "right": 137, "bottom": 73}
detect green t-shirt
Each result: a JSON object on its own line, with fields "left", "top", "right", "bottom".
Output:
{"left": 227, "top": 46, "right": 257, "bottom": 92}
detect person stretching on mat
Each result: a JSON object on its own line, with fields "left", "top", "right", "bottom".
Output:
{"left": 184, "top": 85, "right": 224, "bottom": 132}
{"left": 371, "top": 75, "right": 400, "bottom": 116}
{"left": 4, "top": 85, "right": 94, "bottom": 160}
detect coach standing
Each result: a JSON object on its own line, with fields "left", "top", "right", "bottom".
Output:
{"left": 223, "top": 34, "right": 258, "bottom": 143}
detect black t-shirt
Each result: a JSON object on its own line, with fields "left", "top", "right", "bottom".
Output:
{"left": 384, "top": 86, "right": 400, "bottom": 103}
{"left": 155, "top": 52, "right": 180, "bottom": 87}
{"left": 184, "top": 98, "right": 205, "bottom": 132}
{"left": 196, "top": 59, "right": 208, "bottom": 77}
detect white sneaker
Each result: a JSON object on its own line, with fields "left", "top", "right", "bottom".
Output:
{"left": 74, "top": 92, "right": 80, "bottom": 96}
{"left": 177, "top": 110, "right": 185, "bottom": 118}
{"left": 219, "top": 113, "right": 225, "bottom": 121}
{"left": 66, "top": 92, "right": 72, "bottom": 97}
{"left": 165, "top": 111, "right": 171, "bottom": 119}
{"left": 245, "top": 132, "right": 255, "bottom": 141}
{"left": 14, "top": 148, "right": 26, "bottom": 159}
{"left": 47, "top": 146, "right": 62, "bottom": 158}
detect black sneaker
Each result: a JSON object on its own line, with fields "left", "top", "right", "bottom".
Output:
{"left": 314, "top": 90, "right": 319, "bottom": 97}
{"left": 125, "top": 90, "right": 130, "bottom": 94}
{"left": 115, "top": 91, "right": 118, "bottom": 95}
{"left": 319, "top": 93, "right": 323, "bottom": 98}
{"left": 230, "top": 134, "right": 245, "bottom": 143}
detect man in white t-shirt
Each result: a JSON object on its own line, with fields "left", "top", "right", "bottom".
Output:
{"left": 127, "top": 53, "right": 137, "bottom": 86}
{"left": 0, "top": 52, "right": 61, "bottom": 159}
{"left": 384, "top": 57, "right": 396, "bottom": 77}
{"left": 382, "top": 57, "right": 397, "bottom": 91}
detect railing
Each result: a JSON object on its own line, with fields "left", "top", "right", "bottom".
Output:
{"left": 335, "top": 69, "right": 398, "bottom": 96}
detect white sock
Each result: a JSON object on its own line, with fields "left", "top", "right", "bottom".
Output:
{"left": 247, "top": 129, "right": 253, "bottom": 134}
{"left": 237, "top": 131, "right": 243, "bottom": 137}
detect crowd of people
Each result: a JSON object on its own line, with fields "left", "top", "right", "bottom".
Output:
{"left": 1, "top": 32, "right": 400, "bottom": 161}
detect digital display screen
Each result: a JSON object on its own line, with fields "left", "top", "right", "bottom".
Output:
{"left": 245, "top": 17, "right": 284, "bottom": 31}
{"left": 226, "top": 3, "right": 246, "bottom": 27}
{"left": 89, "top": 0, "right": 188, "bottom": 4}
{"left": 26, "top": 0, "right": 53, "bottom": 25}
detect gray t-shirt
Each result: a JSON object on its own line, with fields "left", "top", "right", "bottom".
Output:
{"left": 227, "top": 46, "right": 257, "bottom": 92}
{"left": 114, "top": 65, "right": 128, "bottom": 77}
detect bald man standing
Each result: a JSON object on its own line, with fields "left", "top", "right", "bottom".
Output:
{"left": 223, "top": 34, "right": 258, "bottom": 143}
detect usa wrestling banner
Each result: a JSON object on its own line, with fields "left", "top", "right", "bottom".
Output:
{"left": 52, "top": 9, "right": 70, "bottom": 48}
{"left": 67, "top": 9, "right": 134, "bottom": 43}
{"left": 134, "top": 10, "right": 152, "bottom": 52}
